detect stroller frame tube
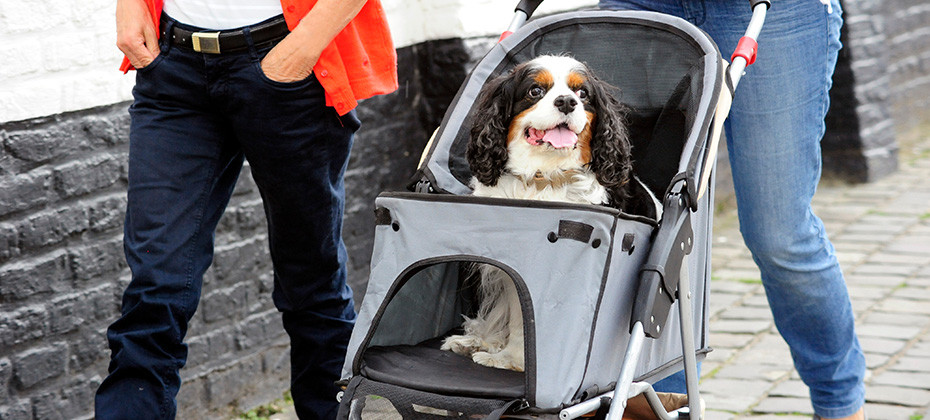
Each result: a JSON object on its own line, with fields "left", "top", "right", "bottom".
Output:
{"left": 505, "top": 11, "right": 529, "bottom": 36}
{"left": 561, "top": 382, "right": 689, "bottom": 420}
{"left": 677, "top": 261, "right": 702, "bottom": 419}
{"left": 604, "top": 321, "right": 648, "bottom": 420}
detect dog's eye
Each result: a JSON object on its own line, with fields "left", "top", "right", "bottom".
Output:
{"left": 576, "top": 88, "right": 589, "bottom": 99}
{"left": 528, "top": 86, "right": 546, "bottom": 98}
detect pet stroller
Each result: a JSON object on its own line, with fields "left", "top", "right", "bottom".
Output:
{"left": 336, "top": 1, "right": 768, "bottom": 419}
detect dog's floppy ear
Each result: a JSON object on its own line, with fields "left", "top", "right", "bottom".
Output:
{"left": 467, "top": 69, "right": 518, "bottom": 187}
{"left": 587, "top": 74, "right": 635, "bottom": 209}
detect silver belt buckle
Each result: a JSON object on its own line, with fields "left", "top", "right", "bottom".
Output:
{"left": 192, "top": 32, "right": 221, "bottom": 54}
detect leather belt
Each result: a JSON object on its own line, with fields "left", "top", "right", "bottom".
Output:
{"left": 162, "top": 16, "right": 290, "bottom": 54}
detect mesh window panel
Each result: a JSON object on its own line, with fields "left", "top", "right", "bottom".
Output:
{"left": 341, "top": 377, "right": 513, "bottom": 420}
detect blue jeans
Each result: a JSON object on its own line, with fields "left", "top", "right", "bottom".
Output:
{"left": 95, "top": 15, "right": 358, "bottom": 420}
{"left": 598, "top": 0, "right": 865, "bottom": 417}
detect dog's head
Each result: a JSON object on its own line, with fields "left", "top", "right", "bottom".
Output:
{"left": 466, "top": 55, "right": 633, "bottom": 203}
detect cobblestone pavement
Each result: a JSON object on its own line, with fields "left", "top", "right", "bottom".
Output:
{"left": 702, "top": 136, "right": 930, "bottom": 420}
{"left": 263, "top": 137, "right": 930, "bottom": 420}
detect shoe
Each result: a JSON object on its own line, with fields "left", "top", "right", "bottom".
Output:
{"left": 623, "top": 393, "right": 704, "bottom": 420}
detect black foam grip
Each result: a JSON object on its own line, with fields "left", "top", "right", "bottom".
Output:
{"left": 750, "top": 0, "right": 771, "bottom": 10}
{"left": 515, "top": 0, "right": 544, "bottom": 18}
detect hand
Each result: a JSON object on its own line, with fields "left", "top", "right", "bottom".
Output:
{"left": 116, "top": 0, "right": 160, "bottom": 68}
{"left": 260, "top": 33, "right": 318, "bottom": 83}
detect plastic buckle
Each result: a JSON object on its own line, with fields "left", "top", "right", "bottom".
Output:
{"left": 414, "top": 178, "right": 433, "bottom": 193}
{"left": 731, "top": 36, "right": 758, "bottom": 65}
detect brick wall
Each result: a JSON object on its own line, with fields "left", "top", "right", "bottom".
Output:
{"left": 0, "top": 0, "right": 135, "bottom": 124}
{"left": 0, "top": 105, "right": 293, "bottom": 419}
{"left": 822, "top": 0, "right": 930, "bottom": 181}
{"left": 883, "top": 2, "right": 930, "bottom": 142}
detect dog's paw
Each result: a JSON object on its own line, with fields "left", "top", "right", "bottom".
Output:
{"left": 441, "top": 334, "right": 482, "bottom": 356}
{"left": 472, "top": 351, "right": 525, "bottom": 372}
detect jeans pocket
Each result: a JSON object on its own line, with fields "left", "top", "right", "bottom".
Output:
{"left": 251, "top": 60, "right": 317, "bottom": 89}
{"left": 136, "top": 46, "right": 169, "bottom": 74}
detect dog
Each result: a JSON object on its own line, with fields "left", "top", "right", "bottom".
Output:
{"left": 440, "top": 55, "right": 661, "bottom": 372}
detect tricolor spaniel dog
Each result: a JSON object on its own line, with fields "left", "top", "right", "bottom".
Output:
{"left": 441, "top": 55, "right": 661, "bottom": 372}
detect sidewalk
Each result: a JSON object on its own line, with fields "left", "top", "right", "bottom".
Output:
{"left": 702, "top": 135, "right": 930, "bottom": 420}
{"left": 263, "top": 136, "right": 930, "bottom": 420}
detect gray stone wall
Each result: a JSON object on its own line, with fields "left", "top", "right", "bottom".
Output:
{"left": 823, "top": 0, "right": 930, "bottom": 182}
{"left": 882, "top": 2, "right": 930, "bottom": 142}
{"left": 0, "top": 104, "right": 293, "bottom": 420}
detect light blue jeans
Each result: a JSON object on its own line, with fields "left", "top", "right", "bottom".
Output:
{"left": 598, "top": 0, "right": 865, "bottom": 417}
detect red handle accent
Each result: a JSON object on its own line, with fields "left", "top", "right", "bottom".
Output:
{"left": 731, "top": 36, "right": 758, "bottom": 65}
{"left": 498, "top": 31, "right": 514, "bottom": 43}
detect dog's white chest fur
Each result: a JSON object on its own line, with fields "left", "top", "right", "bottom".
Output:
{"left": 472, "top": 172, "right": 608, "bottom": 205}
{"left": 471, "top": 140, "right": 610, "bottom": 205}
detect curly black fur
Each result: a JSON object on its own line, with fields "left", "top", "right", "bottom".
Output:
{"left": 585, "top": 72, "right": 635, "bottom": 210}
{"left": 466, "top": 64, "right": 530, "bottom": 187}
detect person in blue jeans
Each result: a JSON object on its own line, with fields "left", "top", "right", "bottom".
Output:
{"left": 598, "top": 1, "right": 866, "bottom": 419}
{"left": 95, "top": 0, "right": 397, "bottom": 419}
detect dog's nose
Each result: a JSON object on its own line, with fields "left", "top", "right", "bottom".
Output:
{"left": 553, "top": 95, "right": 578, "bottom": 114}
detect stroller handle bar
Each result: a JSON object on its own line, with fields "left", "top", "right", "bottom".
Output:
{"left": 500, "top": 0, "right": 542, "bottom": 41}
{"left": 727, "top": 1, "right": 768, "bottom": 90}
{"left": 504, "top": 0, "right": 768, "bottom": 91}
{"left": 505, "top": 0, "right": 768, "bottom": 32}
{"left": 515, "top": 0, "right": 544, "bottom": 17}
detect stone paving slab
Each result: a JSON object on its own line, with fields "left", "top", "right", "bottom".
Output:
{"left": 696, "top": 136, "right": 930, "bottom": 419}
{"left": 890, "top": 356, "right": 930, "bottom": 373}
{"left": 870, "top": 371, "right": 930, "bottom": 390}
{"left": 752, "top": 397, "right": 813, "bottom": 416}
{"left": 768, "top": 380, "right": 809, "bottom": 398}
{"left": 864, "top": 403, "right": 926, "bottom": 420}
{"left": 865, "top": 385, "right": 930, "bottom": 407}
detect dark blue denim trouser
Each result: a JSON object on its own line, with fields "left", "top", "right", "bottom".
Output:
{"left": 95, "top": 15, "right": 358, "bottom": 420}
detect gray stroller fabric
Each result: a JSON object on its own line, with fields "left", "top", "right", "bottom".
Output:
{"left": 339, "top": 9, "right": 722, "bottom": 415}
{"left": 340, "top": 191, "right": 712, "bottom": 409}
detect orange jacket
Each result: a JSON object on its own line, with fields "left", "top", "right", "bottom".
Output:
{"left": 121, "top": 0, "right": 398, "bottom": 115}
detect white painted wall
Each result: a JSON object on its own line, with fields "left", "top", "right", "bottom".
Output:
{"left": 0, "top": 0, "right": 137, "bottom": 124}
{"left": 382, "top": 0, "right": 596, "bottom": 49}
{"left": 0, "top": 0, "right": 596, "bottom": 124}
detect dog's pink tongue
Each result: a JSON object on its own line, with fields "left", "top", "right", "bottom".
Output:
{"left": 543, "top": 126, "right": 578, "bottom": 148}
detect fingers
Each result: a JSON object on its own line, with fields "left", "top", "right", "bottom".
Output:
{"left": 118, "top": 34, "right": 156, "bottom": 69}
{"left": 259, "top": 35, "right": 317, "bottom": 82}
{"left": 115, "top": 0, "right": 158, "bottom": 69}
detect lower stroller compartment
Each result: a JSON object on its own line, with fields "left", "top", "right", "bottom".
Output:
{"left": 337, "top": 193, "right": 712, "bottom": 417}
{"left": 362, "top": 335, "right": 525, "bottom": 399}
{"left": 340, "top": 376, "right": 519, "bottom": 420}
